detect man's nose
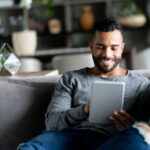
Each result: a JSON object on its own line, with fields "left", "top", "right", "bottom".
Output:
{"left": 102, "top": 47, "right": 112, "bottom": 57}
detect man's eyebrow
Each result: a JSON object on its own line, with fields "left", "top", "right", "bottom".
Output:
{"left": 96, "top": 43, "right": 119, "bottom": 47}
{"left": 111, "top": 44, "right": 120, "bottom": 47}
{"left": 96, "top": 43, "right": 106, "bottom": 46}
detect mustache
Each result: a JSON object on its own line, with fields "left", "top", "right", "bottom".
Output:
{"left": 95, "top": 56, "right": 115, "bottom": 61}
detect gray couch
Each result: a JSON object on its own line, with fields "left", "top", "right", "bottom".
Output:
{"left": 0, "top": 74, "right": 60, "bottom": 150}
{"left": 0, "top": 70, "right": 150, "bottom": 150}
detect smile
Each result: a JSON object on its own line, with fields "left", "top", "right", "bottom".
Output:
{"left": 100, "top": 59, "right": 114, "bottom": 66}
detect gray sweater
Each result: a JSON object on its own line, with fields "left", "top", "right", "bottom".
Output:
{"left": 45, "top": 68, "right": 150, "bottom": 134}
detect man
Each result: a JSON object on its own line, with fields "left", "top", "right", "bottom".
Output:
{"left": 18, "top": 18, "right": 150, "bottom": 150}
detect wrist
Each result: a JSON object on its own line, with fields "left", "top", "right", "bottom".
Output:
{"left": 84, "top": 103, "right": 89, "bottom": 115}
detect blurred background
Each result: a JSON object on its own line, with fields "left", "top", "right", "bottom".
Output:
{"left": 0, "top": 0, "right": 150, "bottom": 73}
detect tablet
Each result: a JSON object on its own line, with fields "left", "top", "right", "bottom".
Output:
{"left": 89, "top": 81, "right": 125, "bottom": 124}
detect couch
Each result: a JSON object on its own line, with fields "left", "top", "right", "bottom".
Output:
{"left": 0, "top": 71, "right": 60, "bottom": 150}
{"left": 0, "top": 69, "right": 150, "bottom": 150}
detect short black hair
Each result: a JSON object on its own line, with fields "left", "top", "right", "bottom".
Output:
{"left": 90, "top": 18, "right": 123, "bottom": 42}
{"left": 92, "top": 18, "right": 123, "bottom": 32}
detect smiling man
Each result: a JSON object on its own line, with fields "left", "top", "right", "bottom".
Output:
{"left": 89, "top": 19, "right": 125, "bottom": 77}
{"left": 17, "top": 18, "right": 150, "bottom": 150}
{"left": 91, "top": 30, "right": 124, "bottom": 73}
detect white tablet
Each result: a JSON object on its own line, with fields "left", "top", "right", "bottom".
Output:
{"left": 89, "top": 81, "right": 125, "bottom": 124}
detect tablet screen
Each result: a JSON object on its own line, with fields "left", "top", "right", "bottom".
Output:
{"left": 89, "top": 81, "right": 125, "bottom": 124}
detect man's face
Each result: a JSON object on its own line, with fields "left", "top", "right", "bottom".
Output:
{"left": 90, "top": 30, "right": 124, "bottom": 73}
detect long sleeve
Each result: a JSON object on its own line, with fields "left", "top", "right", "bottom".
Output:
{"left": 45, "top": 73, "right": 89, "bottom": 131}
{"left": 45, "top": 69, "right": 150, "bottom": 132}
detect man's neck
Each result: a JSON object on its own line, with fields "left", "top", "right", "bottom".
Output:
{"left": 87, "top": 66, "right": 128, "bottom": 78}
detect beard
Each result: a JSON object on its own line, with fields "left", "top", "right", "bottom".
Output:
{"left": 92, "top": 55, "right": 121, "bottom": 73}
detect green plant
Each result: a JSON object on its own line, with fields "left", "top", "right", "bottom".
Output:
{"left": 0, "top": 43, "right": 21, "bottom": 75}
{"left": 19, "top": 0, "right": 32, "bottom": 30}
{"left": 0, "top": 43, "right": 10, "bottom": 65}
{"left": 41, "top": 0, "right": 54, "bottom": 20}
{"left": 117, "top": 0, "right": 143, "bottom": 17}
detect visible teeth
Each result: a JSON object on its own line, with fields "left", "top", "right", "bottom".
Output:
{"left": 102, "top": 60, "right": 112, "bottom": 62}
{"left": 101, "top": 60, "right": 112, "bottom": 66}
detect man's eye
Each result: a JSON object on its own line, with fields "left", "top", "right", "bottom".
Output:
{"left": 111, "top": 46, "right": 118, "bottom": 50}
{"left": 96, "top": 45, "right": 105, "bottom": 49}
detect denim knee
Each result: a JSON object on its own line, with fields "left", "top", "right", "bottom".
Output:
{"left": 17, "top": 142, "right": 46, "bottom": 150}
{"left": 97, "top": 127, "right": 150, "bottom": 150}
{"left": 17, "top": 130, "right": 79, "bottom": 150}
{"left": 17, "top": 131, "right": 60, "bottom": 150}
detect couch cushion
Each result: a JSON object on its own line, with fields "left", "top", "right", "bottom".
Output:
{"left": 132, "top": 70, "right": 150, "bottom": 80}
{"left": 0, "top": 76, "right": 60, "bottom": 150}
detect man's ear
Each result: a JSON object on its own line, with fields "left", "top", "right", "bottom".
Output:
{"left": 121, "top": 42, "right": 125, "bottom": 54}
{"left": 89, "top": 41, "right": 93, "bottom": 52}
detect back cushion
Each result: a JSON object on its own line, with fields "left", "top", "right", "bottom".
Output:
{"left": 0, "top": 79, "right": 58, "bottom": 150}
{"left": 132, "top": 70, "right": 150, "bottom": 80}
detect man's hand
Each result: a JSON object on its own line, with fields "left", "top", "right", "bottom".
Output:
{"left": 109, "top": 109, "right": 136, "bottom": 131}
{"left": 84, "top": 103, "right": 90, "bottom": 115}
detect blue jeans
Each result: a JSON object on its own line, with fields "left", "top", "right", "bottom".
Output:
{"left": 17, "top": 129, "right": 109, "bottom": 150}
{"left": 97, "top": 127, "right": 150, "bottom": 150}
{"left": 17, "top": 127, "right": 150, "bottom": 150}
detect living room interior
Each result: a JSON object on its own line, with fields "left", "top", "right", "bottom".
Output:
{"left": 0, "top": 0, "right": 150, "bottom": 150}
{"left": 0, "top": 0, "right": 150, "bottom": 74}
